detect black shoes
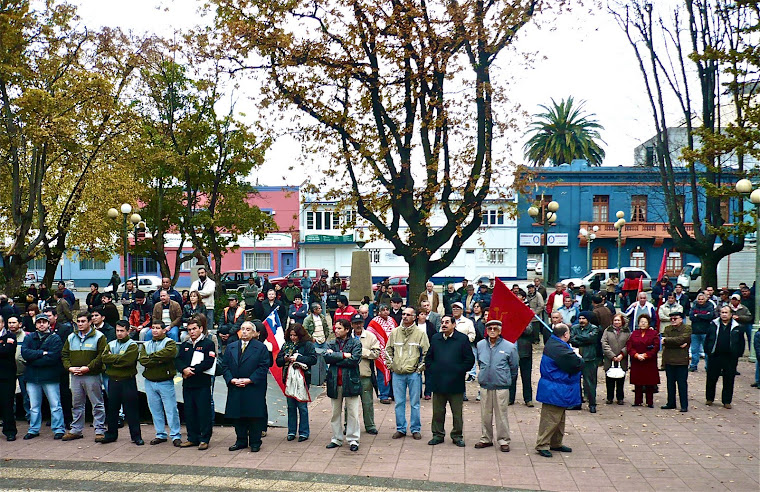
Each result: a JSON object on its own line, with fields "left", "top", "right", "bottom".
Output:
{"left": 537, "top": 450, "right": 552, "bottom": 458}
{"left": 150, "top": 438, "right": 167, "bottom": 445}
{"left": 6, "top": 435, "right": 16, "bottom": 442}
{"left": 172, "top": 439, "right": 182, "bottom": 447}
{"left": 250, "top": 445, "right": 260, "bottom": 452}
{"left": 661, "top": 405, "right": 676, "bottom": 410}
{"left": 453, "top": 439, "right": 465, "bottom": 447}
{"left": 229, "top": 443, "right": 248, "bottom": 451}
{"left": 589, "top": 406, "right": 597, "bottom": 413}
{"left": 427, "top": 437, "right": 444, "bottom": 445}
{"left": 134, "top": 439, "right": 145, "bottom": 446}
{"left": 550, "top": 445, "right": 572, "bottom": 452}
{"left": 680, "top": 408, "right": 688, "bottom": 412}
{"left": 349, "top": 444, "right": 359, "bottom": 452}
{"left": 287, "top": 435, "right": 296, "bottom": 441}
{"left": 365, "top": 429, "right": 378, "bottom": 435}
{"left": 98, "top": 437, "right": 117, "bottom": 444}
{"left": 326, "top": 442, "right": 340, "bottom": 449}
{"left": 23, "top": 433, "right": 39, "bottom": 440}
{"left": 298, "top": 436, "right": 309, "bottom": 442}
{"left": 54, "top": 433, "right": 63, "bottom": 440}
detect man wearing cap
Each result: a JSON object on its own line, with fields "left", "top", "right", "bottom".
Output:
{"left": 218, "top": 294, "right": 246, "bottom": 349}
{"left": 569, "top": 312, "right": 601, "bottom": 413}
{"left": 150, "top": 290, "right": 182, "bottom": 342}
{"left": 386, "top": 307, "right": 429, "bottom": 440}
{"left": 475, "top": 320, "right": 518, "bottom": 452}
{"left": 61, "top": 311, "right": 108, "bottom": 442}
{"left": 426, "top": 314, "right": 474, "bottom": 447}
{"left": 129, "top": 290, "right": 152, "bottom": 340}
{"left": 729, "top": 292, "right": 753, "bottom": 352}
{"left": 535, "top": 324, "right": 582, "bottom": 458}
{"left": 351, "top": 313, "right": 380, "bottom": 435}
{"left": 389, "top": 297, "right": 404, "bottom": 326}
{"left": 661, "top": 312, "right": 691, "bottom": 412}
{"left": 22, "top": 313, "right": 66, "bottom": 440}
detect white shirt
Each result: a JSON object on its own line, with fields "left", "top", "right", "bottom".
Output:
{"left": 190, "top": 277, "right": 216, "bottom": 310}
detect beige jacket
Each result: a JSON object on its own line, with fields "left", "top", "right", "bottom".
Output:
{"left": 385, "top": 324, "right": 430, "bottom": 375}
{"left": 357, "top": 329, "right": 380, "bottom": 378}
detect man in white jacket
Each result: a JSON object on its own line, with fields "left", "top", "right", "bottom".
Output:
{"left": 190, "top": 267, "right": 216, "bottom": 325}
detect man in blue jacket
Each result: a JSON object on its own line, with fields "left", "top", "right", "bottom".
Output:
{"left": 535, "top": 323, "right": 583, "bottom": 458}
{"left": 21, "top": 313, "right": 65, "bottom": 440}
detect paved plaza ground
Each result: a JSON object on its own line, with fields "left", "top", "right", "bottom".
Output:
{"left": 1, "top": 348, "right": 758, "bottom": 491}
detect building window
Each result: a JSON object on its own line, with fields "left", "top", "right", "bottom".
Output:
{"left": 631, "top": 195, "right": 647, "bottom": 222}
{"left": 306, "top": 211, "right": 341, "bottom": 231}
{"left": 482, "top": 209, "right": 504, "bottom": 226}
{"left": 80, "top": 258, "right": 106, "bottom": 270}
{"left": 131, "top": 257, "right": 158, "bottom": 275}
{"left": 720, "top": 198, "right": 730, "bottom": 223}
{"left": 592, "top": 196, "right": 609, "bottom": 223}
{"left": 630, "top": 247, "right": 646, "bottom": 269}
{"left": 366, "top": 248, "right": 380, "bottom": 264}
{"left": 666, "top": 251, "right": 683, "bottom": 275}
{"left": 344, "top": 210, "right": 356, "bottom": 225}
{"left": 180, "top": 255, "right": 199, "bottom": 272}
{"left": 485, "top": 248, "right": 505, "bottom": 264}
{"left": 27, "top": 257, "right": 47, "bottom": 271}
{"left": 244, "top": 252, "right": 271, "bottom": 271}
{"left": 591, "top": 247, "right": 608, "bottom": 270}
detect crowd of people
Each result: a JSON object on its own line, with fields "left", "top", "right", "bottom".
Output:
{"left": 1, "top": 273, "right": 757, "bottom": 461}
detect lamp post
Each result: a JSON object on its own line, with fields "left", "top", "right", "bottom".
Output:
{"left": 107, "top": 204, "right": 144, "bottom": 290}
{"left": 614, "top": 211, "right": 626, "bottom": 308}
{"left": 735, "top": 178, "right": 759, "bottom": 363}
{"left": 579, "top": 225, "right": 599, "bottom": 273}
{"left": 528, "top": 199, "right": 559, "bottom": 285}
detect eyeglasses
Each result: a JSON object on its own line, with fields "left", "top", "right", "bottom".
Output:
{"left": 401, "top": 313, "right": 414, "bottom": 316}
{"left": 486, "top": 327, "right": 500, "bottom": 331}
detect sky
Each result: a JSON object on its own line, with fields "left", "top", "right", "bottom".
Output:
{"left": 72, "top": 0, "right": 659, "bottom": 184}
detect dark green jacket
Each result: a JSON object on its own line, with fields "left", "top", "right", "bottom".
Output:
{"left": 102, "top": 339, "right": 139, "bottom": 379}
{"left": 61, "top": 329, "right": 107, "bottom": 374}
{"left": 324, "top": 336, "right": 362, "bottom": 398}
{"left": 570, "top": 323, "right": 601, "bottom": 363}
{"left": 138, "top": 337, "right": 177, "bottom": 382}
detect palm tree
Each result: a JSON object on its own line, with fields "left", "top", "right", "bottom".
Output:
{"left": 523, "top": 96, "right": 606, "bottom": 166}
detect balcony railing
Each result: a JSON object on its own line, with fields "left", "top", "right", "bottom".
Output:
{"left": 577, "top": 221, "right": 695, "bottom": 245}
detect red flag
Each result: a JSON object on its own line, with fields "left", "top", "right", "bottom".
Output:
{"left": 366, "top": 319, "right": 391, "bottom": 384}
{"left": 490, "top": 278, "right": 536, "bottom": 343}
{"left": 657, "top": 249, "right": 668, "bottom": 282}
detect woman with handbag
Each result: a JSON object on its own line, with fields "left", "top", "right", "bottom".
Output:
{"left": 626, "top": 313, "right": 660, "bottom": 407}
{"left": 275, "top": 324, "right": 317, "bottom": 442}
{"left": 601, "top": 313, "right": 631, "bottom": 405}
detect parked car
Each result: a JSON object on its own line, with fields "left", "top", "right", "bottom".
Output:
{"left": 103, "top": 275, "right": 162, "bottom": 296}
{"left": 561, "top": 267, "right": 652, "bottom": 292}
{"left": 534, "top": 262, "right": 543, "bottom": 276}
{"left": 219, "top": 270, "right": 257, "bottom": 292}
{"left": 270, "top": 268, "right": 350, "bottom": 290}
{"left": 526, "top": 258, "right": 538, "bottom": 271}
{"left": 372, "top": 275, "right": 409, "bottom": 299}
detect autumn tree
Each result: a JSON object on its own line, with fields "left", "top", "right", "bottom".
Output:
{"left": 0, "top": 0, "right": 142, "bottom": 292}
{"left": 133, "top": 33, "right": 276, "bottom": 295}
{"left": 612, "top": 0, "right": 759, "bottom": 289}
{"left": 213, "top": 0, "right": 551, "bottom": 299}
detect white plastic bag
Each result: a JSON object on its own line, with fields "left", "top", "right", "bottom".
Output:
{"left": 285, "top": 362, "right": 312, "bottom": 402}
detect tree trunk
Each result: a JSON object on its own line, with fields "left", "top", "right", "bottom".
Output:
{"left": 699, "top": 252, "right": 720, "bottom": 292}
{"left": 42, "top": 243, "right": 64, "bottom": 289}
{"left": 406, "top": 255, "right": 431, "bottom": 307}
{"left": 2, "top": 256, "right": 29, "bottom": 296}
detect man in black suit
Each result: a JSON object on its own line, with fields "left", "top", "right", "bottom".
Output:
{"left": 222, "top": 321, "right": 271, "bottom": 452}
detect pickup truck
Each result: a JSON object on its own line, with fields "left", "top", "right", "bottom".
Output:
{"left": 561, "top": 267, "right": 652, "bottom": 292}
{"left": 270, "top": 268, "right": 350, "bottom": 290}
{"left": 677, "top": 249, "right": 756, "bottom": 297}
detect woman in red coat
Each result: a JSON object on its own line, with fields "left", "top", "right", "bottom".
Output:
{"left": 626, "top": 313, "right": 660, "bottom": 407}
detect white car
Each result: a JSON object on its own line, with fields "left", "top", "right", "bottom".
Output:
{"left": 561, "top": 267, "right": 652, "bottom": 291}
{"left": 527, "top": 258, "right": 538, "bottom": 271}
{"left": 535, "top": 262, "right": 543, "bottom": 275}
{"left": 103, "top": 275, "right": 163, "bottom": 295}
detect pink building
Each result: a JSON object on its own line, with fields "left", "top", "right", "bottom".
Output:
{"left": 127, "top": 186, "right": 301, "bottom": 288}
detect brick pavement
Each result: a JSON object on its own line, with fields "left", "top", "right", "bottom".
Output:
{"left": 1, "top": 350, "right": 758, "bottom": 491}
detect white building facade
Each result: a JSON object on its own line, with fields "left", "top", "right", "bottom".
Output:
{"left": 299, "top": 188, "right": 518, "bottom": 284}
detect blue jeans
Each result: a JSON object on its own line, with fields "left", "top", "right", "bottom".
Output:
{"left": 144, "top": 379, "right": 182, "bottom": 440}
{"left": 27, "top": 382, "right": 64, "bottom": 435}
{"left": 377, "top": 369, "right": 391, "bottom": 401}
{"left": 206, "top": 309, "right": 215, "bottom": 329}
{"left": 690, "top": 334, "right": 707, "bottom": 370}
{"left": 286, "top": 398, "right": 309, "bottom": 438}
{"left": 392, "top": 372, "right": 421, "bottom": 434}
{"left": 16, "top": 375, "right": 30, "bottom": 421}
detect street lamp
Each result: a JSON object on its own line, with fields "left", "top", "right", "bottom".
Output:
{"left": 528, "top": 199, "right": 560, "bottom": 285}
{"left": 614, "top": 211, "right": 626, "bottom": 308}
{"left": 107, "top": 204, "right": 144, "bottom": 291}
{"left": 735, "top": 178, "right": 759, "bottom": 362}
{"left": 579, "top": 225, "right": 599, "bottom": 273}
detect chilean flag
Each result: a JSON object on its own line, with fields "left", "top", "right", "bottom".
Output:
{"left": 263, "top": 309, "right": 286, "bottom": 394}
{"left": 366, "top": 319, "right": 391, "bottom": 385}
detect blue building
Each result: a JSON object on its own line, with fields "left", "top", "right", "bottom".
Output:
{"left": 26, "top": 250, "right": 122, "bottom": 289}
{"left": 515, "top": 160, "right": 739, "bottom": 283}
